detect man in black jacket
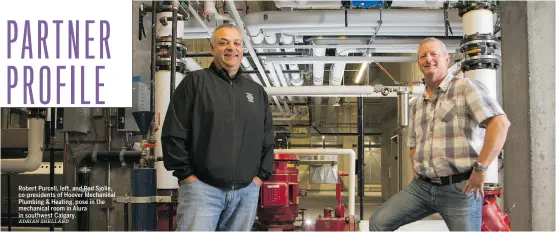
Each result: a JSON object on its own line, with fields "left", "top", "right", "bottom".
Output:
{"left": 161, "top": 24, "right": 275, "bottom": 231}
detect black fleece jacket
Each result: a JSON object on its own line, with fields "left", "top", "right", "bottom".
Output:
{"left": 161, "top": 62, "right": 275, "bottom": 190}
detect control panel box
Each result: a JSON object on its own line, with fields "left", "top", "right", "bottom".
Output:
{"left": 117, "top": 80, "right": 151, "bottom": 132}
{"left": 56, "top": 108, "right": 92, "bottom": 134}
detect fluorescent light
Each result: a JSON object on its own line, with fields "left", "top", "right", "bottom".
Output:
{"left": 354, "top": 62, "right": 368, "bottom": 83}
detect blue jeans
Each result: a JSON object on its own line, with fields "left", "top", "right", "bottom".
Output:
{"left": 369, "top": 178, "right": 482, "bottom": 231}
{"left": 176, "top": 179, "right": 260, "bottom": 231}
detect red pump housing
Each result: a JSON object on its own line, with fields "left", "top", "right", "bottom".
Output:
{"left": 482, "top": 186, "right": 513, "bottom": 231}
{"left": 255, "top": 153, "right": 301, "bottom": 231}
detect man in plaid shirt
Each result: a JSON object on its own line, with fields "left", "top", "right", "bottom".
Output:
{"left": 369, "top": 38, "right": 511, "bottom": 231}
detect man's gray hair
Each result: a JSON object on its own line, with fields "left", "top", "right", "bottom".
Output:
{"left": 418, "top": 37, "right": 449, "bottom": 56}
{"left": 211, "top": 23, "right": 242, "bottom": 43}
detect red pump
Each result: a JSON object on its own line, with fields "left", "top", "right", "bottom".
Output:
{"left": 481, "top": 186, "right": 514, "bottom": 231}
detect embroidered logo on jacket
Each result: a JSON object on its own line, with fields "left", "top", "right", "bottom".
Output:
{"left": 246, "top": 93, "right": 254, "bottom": 103}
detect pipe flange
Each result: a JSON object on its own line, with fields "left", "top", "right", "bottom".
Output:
{"left": 461, "top": 33, "right": 498, "bottom": 45}
{"left": 156, "top": 62, "right": 188, "bottom": 74}
{"left": 461, "top": 55, "right": 500, "bottom": 72}
{"left": 119, "top": 149, "right": 126, "bottom": 167}
{"left": 28, "top": 108, "right": 48, "bottom": 119}
{"left": 156, "top": 44, "right": 188, "bottom": 55}
{"left": 454, "top": 0, "right": 498, "bottom": 17}
{"left": 156, "top": 37, "right": 188, "bottom": 46}
{"left": 156, "top": 43, "right": 188, "bottom": 57}
{"left": 483, "top": 184, "right": 502, "bottom": 191}
{"left": 460, "top": 33, "right": 499, "bottom": 50}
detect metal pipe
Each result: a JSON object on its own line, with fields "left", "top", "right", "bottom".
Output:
{"left": 7, "top": 174, "right": 12, "bottom": 231}
{"left": 131, "top": 168, "right": 157, "bottom": 231}
{"left": 170, "top": 2, "right": 178, "bottom": 93}
{"left": 265, "top": 56, "right": 417, "bottom": 64}
{"left": 357, "top": 97, "right": 364, "bottom": 220}
{"left": 77, "top": 167, "right": 90, "bottom": 231}
{"left": 183, "top": 51, "right": 302, "bottom": 57}
{"left": 150, "top": 1, "right": 157, "bottom": 112}
{"left": 124, "top": 202, "right": 129, "bottom": 231}
{"left": 49, "top": 108, "right": 55, "bottom": 231}
{"left": 397, "top": 90, "right": 409, "bottom": 128}
{"left": 187, "top": 3, "right": 212, "bottom": 36}
{"left": 1, "top": 109, "right": 47, "bottom": 174}
{"left": 264, "top": 85, "right": 425, "bottom": 97}
{"left": 252, "top": 43, "right": 460, "bottom": 53}
{"left": 181, "top": 9, "right": 463, "bottom": 36}
{"left": 274, "top": 149, "right": 356, "bottom": 217}
{"left": 458, "top": 5, "right": 500, "bottom": 185}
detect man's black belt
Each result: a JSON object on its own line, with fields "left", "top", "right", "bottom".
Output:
{"left": 420, "top": 169, "right": 473, "bottom": 185}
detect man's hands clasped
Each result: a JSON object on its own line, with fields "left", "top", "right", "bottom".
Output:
{"left": 183, "top": 176, "right": 262, "bottom": 186}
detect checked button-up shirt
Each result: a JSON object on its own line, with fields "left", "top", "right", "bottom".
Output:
{"left": 407, "top": 73, "right": 506, "bottom": 178}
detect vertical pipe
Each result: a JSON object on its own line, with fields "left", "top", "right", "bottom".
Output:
{"left": 131, "top": 168, "right": 157, "bottom": 231}
{"left": 77, "top": 168, "right": 90, "bottom": 231}
{"left": 357, "top": 96, "right": 364, "bottom": 220}
{"left": 397, "top": 91, "right": 409, "bottom": 128}
{"left": 458, "top": 3, "right": 500, "bottom": 185}
{"left": 150, "top": 1, "right": 157, "bottom": 112}
{"left": 49, "top": 108, "right": 55, "bottom": 231}
{"left": 170, "top": 4, "right": 178, "bottom": 93}
{"left": 7, "top": 174, "right": 12, "bottom": 231}
{"left": 124, "top": 203, "right": 129, "bottom": 231}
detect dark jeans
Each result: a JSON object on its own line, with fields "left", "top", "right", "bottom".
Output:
{"left": 369, "top": 178, "right": 482, "bottom": 231}
{"left": 176, "top": 179, "right": 260, "bottom": 231}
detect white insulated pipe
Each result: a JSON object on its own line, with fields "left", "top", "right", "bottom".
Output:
{"left": 180, "top": 9, "right": 459, "bottom": 32}
{"left": 156, "top": 11, "right": 185, "bottom": 37}
{"left": 155, "top": 71, "right": 185, "bottom": 189}
{"left": 1, "top": 118, "right": 45, "bottom": 174}
{"left": 266, "top": 56, "right": 417, "bottom": 64}
{"left": 154, "top": 8, "right": 187, "bottom": 189}
{"left": 244, "top": 10, "right": 462, "bottom": 35}
{"left": 264, "top": 85, "right": 425, "bottom": 97}
{"left": 312, "top": 47, "right": 326, "bottom": 123}
{"left": 462, "top": 9, "right": 499, "bottom": 184}
{"left": 280, "top": 34, "right": 303, "bottom": 86}
{"left": 188, "top": 3, "right": 212, "bottom": 37}
{"left": 312, "top": 48, "right": 326, "bottom": 85}
{"left": 274, "top": 0, "right": 445, "bottom": 9}
{"left": 181, "top": 9, "right": 463, "bottom": 38}
{"left": 463, "top": 9, "right": 495, "bottom": 35}
{"left": 184, "top": 58, "right": 204, "bottom": 72}
{"left": 274, "top": 149, "right": 356, "bottom": 217}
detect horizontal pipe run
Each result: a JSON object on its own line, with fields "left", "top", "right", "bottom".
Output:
{"left": 79, "top": 151, "right": 143, "bottom": 167}
{"left": 184, "top": 52, "right": 302, "bottom": 57}
{"left": 264, "top": 85, "right": 425, "bottom": 97}
{"left": 181, "top": 9, "right": 463, "bottom": 36}
{"left": 265, "top": 56, "right": 417, "bottom": 64}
